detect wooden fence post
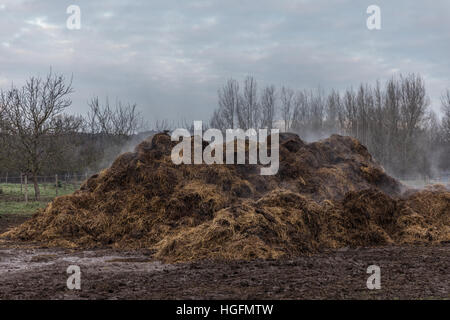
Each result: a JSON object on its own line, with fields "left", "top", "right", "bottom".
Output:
{"left": 20, "top": 173, "right": 23, "bottom": 194}
{"left": 55, "top": 174, "right": 58, "bottom": 196}
{"left": 24, "top": 175, "right": 28, "bottom": 203}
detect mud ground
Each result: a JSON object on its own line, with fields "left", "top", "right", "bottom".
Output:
{"left": 0, "top": 214, "right": 448, "bottom": 300}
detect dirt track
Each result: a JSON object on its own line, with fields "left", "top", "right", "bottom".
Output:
{"left": 0, "top": 244, "right": 448, "bottom": 299}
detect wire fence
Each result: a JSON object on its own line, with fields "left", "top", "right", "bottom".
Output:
{"left": 0, "top": 173, "right": 88, "bottom": 184}
{"left": 0, "top": 173, "right": 87, "bottom": 202}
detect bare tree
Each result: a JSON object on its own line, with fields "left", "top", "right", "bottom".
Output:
{"left": 309, "top": 87, "right": 325, "bottom": 135}
{"left": 210, "top": 109, "right": 226, "bottom": 132}
{"left": 1, "top": 71, "right": 79, "bottom": 200}
{"left": 356, "top": 84, "right": 373, "bottom": 146}
{"left": 400, "top": 74, "right": 429, "bottom": 139}
{"left": 396, "top": 74, "right": 429, "bottom": 175}
{"left": 155, "top": 119, "right": 173, "bottom": 132}
{"left": 343, "top": 88, "right": 357, "bottom": 137}
{"left": 260, "top": 85, "right": 276, "bottom": 129}
{"left": 441, "top": 89, "right": 450, "bottom": 143}
{"left": 0, "top": 96, "right": 10, "bottom": 168}
{"left": 368, "top": 80, "right": 388, "bottom": 164}
{"left": 280, "top": 86, "right": 295, "bottom": 132}
{"left": 325, "top": 89, "right": 342, "bottom": 134}
{"left": 237, "top": 76, "right": 260, "bottom": 129}
{"left": 291, "top": 90, "right": 309, "bottom": 136}
{"left": 87, "top": 97, "right": 143, "bottom": 136}
{"left": 214, "top": 79, "right": 240, "bottom": 130}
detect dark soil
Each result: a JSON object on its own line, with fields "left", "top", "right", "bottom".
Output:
{"left": 1, "top": 214, "right": 448, "bottom": 300}
{"left": 0, "top": 243, "right": 448, "bottom": 300}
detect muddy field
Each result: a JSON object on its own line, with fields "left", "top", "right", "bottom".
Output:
{"left": 0, "top": 214, "right": 448, "bottom": 300}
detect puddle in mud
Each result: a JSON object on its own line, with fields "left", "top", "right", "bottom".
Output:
{"left": 0, "top": 248, "right": 175, "bottom": 275}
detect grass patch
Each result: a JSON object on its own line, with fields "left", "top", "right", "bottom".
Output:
{"left": 0, "top": 201, "right": 48, "bottom": 216}
{"left": 0, "top": 183, "right": 79, "bottom": 199}
{"left": 0, "top": 183, "right": 79, "bottom": 216}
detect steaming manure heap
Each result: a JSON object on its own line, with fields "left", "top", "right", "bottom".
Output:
{"left": 2, "top": 133, "right": 449, "bottom": 262}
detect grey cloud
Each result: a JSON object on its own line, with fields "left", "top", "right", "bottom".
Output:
{"left": 0, "top": 0, "right": 449, "bottom": 122}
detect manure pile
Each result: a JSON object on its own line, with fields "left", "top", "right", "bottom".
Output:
{"left": 2, "top": 133, "right": 449, "bottom": 262}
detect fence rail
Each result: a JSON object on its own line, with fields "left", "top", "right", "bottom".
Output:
{"left": 0, "top": 174, "right": 87, "bottom": 202}
{"left": 0, "top": 174, "right": 89, "bottom": 184}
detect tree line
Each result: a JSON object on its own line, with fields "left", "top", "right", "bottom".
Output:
{"left": 210, "top": 75, "right": 450, "bottom": 179}
{"left": 1, "top": 71, "right": 449, "bottom": 200}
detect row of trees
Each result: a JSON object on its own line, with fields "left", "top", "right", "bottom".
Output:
{"left": 1, "top": 71, "right": 449, "bottom": 199}
{"left": 0, "top": 71, "right": 146, "bottom": 200}
{"left": 210, "top": 75, "right": 450, "bottom": 179}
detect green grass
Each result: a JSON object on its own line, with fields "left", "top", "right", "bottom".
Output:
{"left": 0, "top": 183, "right": 80, "bottom": 216}
{"left": 0, "top": 201, "right": 48, "bottom": 215}
{"left": 0, "top": 183, "right": 79, "bottom": 198}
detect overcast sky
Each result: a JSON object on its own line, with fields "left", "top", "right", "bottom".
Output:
{"left": 0, "top": 0, "right": 449, "bottom": 123}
